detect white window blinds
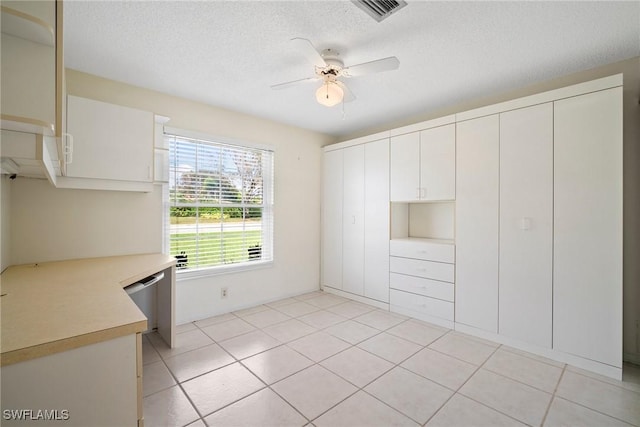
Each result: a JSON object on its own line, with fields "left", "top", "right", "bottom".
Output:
{"left": 167, "top": 133, "right": 274, "bottom": 271}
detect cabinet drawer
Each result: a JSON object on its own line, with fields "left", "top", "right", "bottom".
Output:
{"left": 390, "top": 289, "right": 454, "bottom": 321}
{"left": 390, "top": 240, "right": 454, "bottom": 263}
{"left": 390, "top": 273, "right": 454, "bottom": 302}
{"left": 390, "top": 257, "right": 454, "bottom": 282}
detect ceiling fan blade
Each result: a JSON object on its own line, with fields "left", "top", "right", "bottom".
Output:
{"left": 342, "top": 56, "right": 400, "bottom": 77}
{"left": 335, "top": 81, "right": 356, "bottom": 103}
{"left": 270, "top": 76, "right": 318, "bottom": 90}
{"left": 291, "top": 37, "right": 327, "bottom": 68}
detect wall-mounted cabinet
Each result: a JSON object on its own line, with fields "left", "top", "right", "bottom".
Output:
{"left": 390, "top": 121, "right": 455, "bottom": 202}
{"left": 58, "top": 95, "right": 154, "bottom": 191}
{"left": 0, "top": 130, "right": 59, "bottom": 185}
{"left": 1, "top": 0, "right": 64, "bottom": 138}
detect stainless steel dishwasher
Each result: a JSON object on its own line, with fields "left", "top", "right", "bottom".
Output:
{"left": 124, "top": 271, "right": 164, "bottom": 333}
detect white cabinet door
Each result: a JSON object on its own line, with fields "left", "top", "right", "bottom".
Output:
{"left": 499, "top": 103, "right": 553, "bottom": 348}
{"left": 364, "top": 138, "right": 390, "bottom": 302}
{"left": 420, "top": 124, "right": 455, "bottom": 201}
{"left": 322, "top": 149, "right": 343, "bottom": 290}
{"left": 390, "top": 132, "right": 420, "bottom": 201}
{"left": 66, "top": 95, "right": 153, "bottom": 182}
{"left": 342, "top": 145, "right": 365, "bottom": 295}
{"left": 553, "top": 87, "right": 623, "bottom": 367}
{"left": 455, "top": 115, "right": 499, "bottom": 332}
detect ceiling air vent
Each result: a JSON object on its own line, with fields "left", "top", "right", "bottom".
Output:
{"left": 352, "top": 0, "right": 407, "bottom": 22}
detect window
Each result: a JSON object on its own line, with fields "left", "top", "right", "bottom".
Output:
{"left": 166, "top": 132, "right": 273, "bottom": 272}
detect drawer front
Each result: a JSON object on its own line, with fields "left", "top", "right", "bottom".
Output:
{"left": 390, "top": 273, "right": 454, "bottom": 302}
{"left": 390, "top": 289, "right": 454, "bottom": 320}
{"left": 390, "top": 257, "right": 454, "bottom": 282}
{"left": 390, "top": 240, "right": 455, "bottom": 263}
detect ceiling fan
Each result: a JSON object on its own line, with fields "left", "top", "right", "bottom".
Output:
{"left": 271, "top": 38, "right": 400, "bottom": 107}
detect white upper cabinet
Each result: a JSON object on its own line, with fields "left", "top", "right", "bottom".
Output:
{"left": 390, "top": 132, "right": 420, "bottom": 201}
{"left": 455, "top": 114, "right": 499, "bottom": 333}
{"left": 65, "top": 95, "right": 154, "bottom": 185}
{"left": 390, "top": 124, "right": 455, "bottom": 202}
{"left": 553, "top": 87, "right": 623, "bottom": 368}
{"left": 499, "top": 103, "right": 553, "bottom": 348}
{"left": 1, "top": 0, "right": 58, "bottom": 136}
{"left": 419, "top": 124, "right": 455, "bottom": 201}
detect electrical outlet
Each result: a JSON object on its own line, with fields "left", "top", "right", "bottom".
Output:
{"left": 221, "top": 287, "right": 228, "bottom": 299}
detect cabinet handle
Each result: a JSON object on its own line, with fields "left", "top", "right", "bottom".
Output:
{"left": 421, "top": 187, "right": 426, "bottom": 198}
{"left": 63, "top": 133, "right": 74, "bottom": 165}
{"left": 519, "top": 217, "right": 532, "bottom": 231}
{"left": 352, "top": 215, "right": 356, "bottom": 225}
{"left": 416, "top": 188, "right": 421, "bottom": 199}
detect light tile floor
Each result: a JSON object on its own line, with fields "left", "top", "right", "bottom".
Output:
{"left": 143, "top": 291, "right": 640, "bottom": 427}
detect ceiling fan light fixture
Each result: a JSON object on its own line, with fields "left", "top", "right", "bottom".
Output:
{"left": 316, "top": 81, "right": 344, "bottom": 107}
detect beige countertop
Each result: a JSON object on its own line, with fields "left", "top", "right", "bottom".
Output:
{"left": 0, "top": 253, "right": 176, "bottom": 366}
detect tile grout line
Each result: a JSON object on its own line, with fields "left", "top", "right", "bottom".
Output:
{"left": 424, "top": 344, "right": 539, "bottom": 427}
{"left": 420, "top": 342, "right": 502, "bottom": 426}
{"left": 150, "top": 293, "right": 639, "bottom": 427}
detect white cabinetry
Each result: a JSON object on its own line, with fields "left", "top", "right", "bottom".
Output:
{"left": 498, "top": 103, "right": 553, "bottom": 348}
{"left": 1, "top": 1, "right": 57, "bottom": 136}
{"left": 322, "top": 137, "right": 390, "bottom": 305}
{"left": 363, "top": 139, "right": 391, "bottom": 302}
{"left": 0, "top": 130, "right": 59, "bottom": 184}
{"left": 419, "top": 124, "right": 455, "bottom": 201}
{"left": 390, "top": 238, "right": 455, "bottom": 327}
{"left": 322, "top": 149, "right": 343, "bottom": 290}
{"left": 342, "top": 145, "right": 365, "bottom": 295}
{"left": 553, "top": 87, "right": 623, "bottom": 368}
{"left": 2, "top": 335, "right": 139, "bottom": 427}
{"left": 62, "top": 95, "right": 154, "bottom": 191}
{"left": 455, "top": 114, "right": 499, "bottom": 333}
{"left": 390, "top": 122, "right": 455, "bottom": 202}
{"left": 390, "top": 132, "right": 419, "bottom": 201}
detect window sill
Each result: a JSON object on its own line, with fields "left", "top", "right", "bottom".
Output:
{"left": 175, "top": 260, "right": 273, "bottom": 281}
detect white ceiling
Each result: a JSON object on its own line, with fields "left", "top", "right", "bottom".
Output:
{"left": 64, "top": 1, "right": 640, "bottom": 139}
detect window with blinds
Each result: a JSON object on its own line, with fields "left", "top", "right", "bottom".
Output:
{"left": 167, "top": 133, "right": 274, "bottom": 271}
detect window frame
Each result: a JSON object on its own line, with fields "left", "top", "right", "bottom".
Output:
{"left": 164, "top": 127, "right": 274, "bottom": 278}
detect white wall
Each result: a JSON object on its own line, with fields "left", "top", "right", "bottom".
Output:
{"left": 9, "top": 179, "right": 163, "bottom": 264}
{"left": 7, "top": 70, "right": 334, "bottom": 324}
{"left": 1, "top": 174, "right": 11, "bottom": 271}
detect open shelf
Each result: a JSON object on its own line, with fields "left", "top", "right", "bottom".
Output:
{"left": 391, "top": 201, "right": 455, "bottom": 241}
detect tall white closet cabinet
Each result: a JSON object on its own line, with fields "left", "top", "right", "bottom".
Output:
{"left": 455, "top": 115, "right": 499, "bottom": 333}
{"left": 322, "top": 136, "right": 390, "bottom": 305}
{"left": 499, "top": 103, "right": 553, "bottom": 349}
{"left": 455, "top": 75, "right": 623, "bottom": 377}
{"left": 553, "top": 87, "right": 623, "bottom": 368}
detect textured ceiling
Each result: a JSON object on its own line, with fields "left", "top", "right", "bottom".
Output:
{"left": 64, "top": 1, "right": 640, "bottom": 138}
